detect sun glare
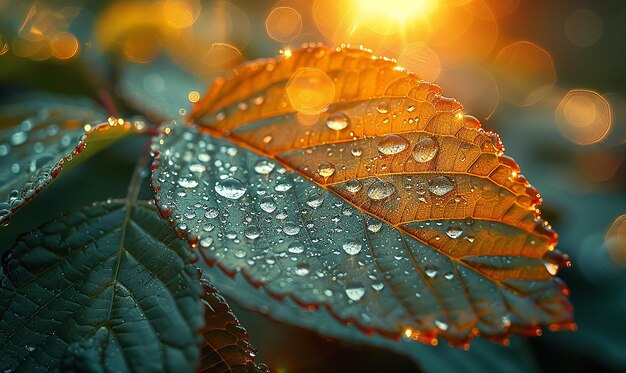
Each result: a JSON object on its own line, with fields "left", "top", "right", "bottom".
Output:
{"left": 354, "top": 0, "right": 437, "bottom": 24}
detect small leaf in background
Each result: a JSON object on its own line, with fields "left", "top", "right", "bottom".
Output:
{"left": 151, "top": 46, "right": 574, "bottom": 345}
{"left": 199, "top": 279, "right": 268, "bottom": 373}
{"left": 0, "top": 201, "right": 202, "bottom": 372}
{"left": 0, "top": 98, "right": 144, "bottom": 225}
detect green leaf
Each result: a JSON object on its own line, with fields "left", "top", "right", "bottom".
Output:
{"left": 202, "top": 264, "right": 539, "bottom": 372}
{"left": 199, "top": 279, "right": 268, "bottom": 373}
{"left": 0, "top": 97, "right": 144, "bottom": 225}
{"left": 0, "top": 200, "right": 203, "bottom": 372}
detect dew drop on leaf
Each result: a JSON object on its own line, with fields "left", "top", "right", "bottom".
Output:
{"left": 306, "top": 193, "right": 324, "bottom": 208}
{"left": 215, "top": 177, "right": 247, "bottom": 199}
{"left": 288, "top": 241, "right": 304, "bottom": 254}
{"left": 259, "top": 196, "right": 277, "bottom": 213}
{"left": 317, "top": 162, "right": 335, "bottom": 177}
{"left": 344, "top": 179, "right": 362, "bottom": 193}
{"left": 411, "top": 137, "right": 439, "bottom": 162}
{"left": 377, "top": 134, "right": 409, "bottom": 155}
{"left": 425, "top": 265, "right": 438, "bottom": 278}
{"left": 428, "top": 176, "right": 455, "bottom": 196}
{"left": 254, "top": 160, "right": 275, "bottom": 175}
{"left": 178, "top": 177, "right": 199, "bottom": 189}
{"left": 445, "top": 226, "right": 463, "bottom": 239}
{"left": 326, "top": 112, "right": 350, "bottom": 130}
{"left": 345, "top": 283, "right": 366, "bottom": 301}
{"left": 367, "top": 180, "right": 396, "bottom": 200}
{"left": 342, "top": 238, "right": 362, "bottom": 255}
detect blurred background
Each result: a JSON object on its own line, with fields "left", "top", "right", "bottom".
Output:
{"left": 0, "top": 0, "right": 625, "bottom": 371}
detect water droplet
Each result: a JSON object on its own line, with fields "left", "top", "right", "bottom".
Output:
{"left": 295, "top": 263, "right": 310, "bottom": 276}
{"left": 200, "top": 237, "right": 214, "bottom": 248}
{"left": 411, "top": 137, "right": 439, "bottom": 162}
{"left": 283, "top": 222, "right": 300, "bottom": 236}
{"left": 288, "top": 241, "right": 304, "bottom": 254}
{"left": 350, "top": 147, "right": 363, "bottom": 157}
{"left": 254, "top": 160, "right": 276, "bottom": 175}
{"left": 275, "top": 182, "right": 292, "bottom": 192}
{"left": 317, "top": 162, "right": 335, "bottom": 177}
{"left": 178, "top": 177, "right": 199, "bottom": 189}
{"left": 345, "top": 284, "right": 365, "bottom": 301}
{"left": 244, "top": 225, "right": 261, "bottom": 239}
{"left": 425, "top": 265, "right": 438, "bottom": 278}
{"left": 377, "top": 134, "right": 409, "bottom": 155}
{"left": 434, "top": 319, "right": 449, "bottom": 331}
{"left": 407, "top": 105, "right": 416, "bottom": 113}
{"left": 445, "top": 226, "right": 463, "bottom": 239}
{"left": 367, "top": 180, "right": 396, "bottom": 200}
{"left": 205, "top": 208, "right": 218, "bottom": 219}
{"left": 367, "top": 221, "right": 382, "bottom": 233}
{"left": 10, "top": 131, "right": 28, "bottom": 146}
{"left": 306, "top": 193, "right": 324, "bottom": 208}
{"left": 326, "top": 112, "right": 350, "bottom": 130}
{"left": 372, "top": 282, "right": 384, "bottom": 291}
{"left": 344, "top": 179, "right": 362, "bottom": 193}
{"left": 428, "top": 176, "right": 455, "bottom": 196}
{"left": 342, "top": 239, "right": 362, "bottom": 255}
{"left": 376, "top": 103, "right": 389, "bottom": 114}
{"left": 259, "top": 197, "right": 277, "bottom": 213}
{"left": 444, "top": 272, "right": 454, "bottom": 280}
{"left": 215, "top": 177, "right": 247, "bottom": 199}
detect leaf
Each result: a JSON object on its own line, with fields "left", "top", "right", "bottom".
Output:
{"left": 0, "top": 200, "right": 203, "bottom": 372}
{"left": 203, "top": 264, "right": 539, "bottom": 372}
{"left": 199, "top": 279, "right": 268, "bottom": 373}
{"left": 0, "top": 98, "right": 143, "bottom": 225}
{"left": 151, "top": 46, "right": 574, "bottom": 345}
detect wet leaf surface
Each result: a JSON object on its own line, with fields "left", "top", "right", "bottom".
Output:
{"left": 151, "top": 46, "right": 574, "bottom": 345}
{"left": 199, "top": 279, "right": 268, "bottom": 373}
{"left": 0, "top": 98, "right": 143, "bottom": 225}
{"left": 0, "top": 201, "right": 202, "bottom": 372}
{"left": 203, "top": 264, "right": 539, "bottom": 372}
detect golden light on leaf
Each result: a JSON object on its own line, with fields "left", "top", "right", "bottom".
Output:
{"left": 397, "top": 43, "right": 440, "bottom": 81}
{"left": 286, "top": 68, "right": 335, "bottom": 115}
{"left": 494, "top": 41, "right": 556, "bottom": 106}
{"left": 265, "top": 6, "right": 303, "bottom": 42}
{"left": 556, "top": 89, "right": 612, "bottom": 145}
{"left": 606, "top": 214, "right": 626, "bottom": 267}
{"left": 162, "top": 0, "right": 201, "bottom": 29}
{"left": 565, "top": 9, "right": 603, "bottom": 48}
{"left": 50, "top": 31, "right": 79, "bottom": 60}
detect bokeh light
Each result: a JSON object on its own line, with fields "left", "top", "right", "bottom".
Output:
{"left": 565, "top": 9, "right": 603, "bottom": 48}
{"left": 286, "top": 68, "right": 335, "bottom": 115}
{"left": 556, "top": 89, "right": 612, "bottom": 145}
{"left": 266, "top": 6, "right": 303, "bottom": 42}
{"left": 493, "top": 41, "right": 556, "bottom": 106}
{"left": 50, "top": 31, "right": 79, "bottom": 60}
{"left": 606, "top": 214, "right": 626, "bottom": 267}
{"left": 436, "top": 65, "right": 499, "bottom": 120}
{"left": 162, "top": 0, "right": 201, "bottom": 29}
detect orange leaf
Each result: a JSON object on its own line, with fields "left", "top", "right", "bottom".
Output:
{"left": 151, "top": 46, "right": 574, "bottom": 346}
